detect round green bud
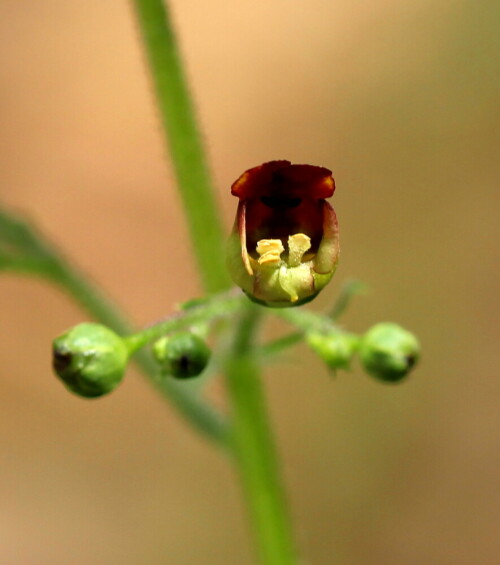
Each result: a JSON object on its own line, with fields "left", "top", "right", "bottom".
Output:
{"left": 52, "top": 323, "right": 128, "bottom": 398}
{"left": 152, "top": 332, "right": 211, "bottom": 379}
{"left": 306, "top": 331, "right": 359, "bottom": 371}
{"left": 359, "top": 322, "right": 420, "bottom": 383}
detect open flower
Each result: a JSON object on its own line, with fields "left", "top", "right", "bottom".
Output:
{"left": 227, "top": 160, "right": 340, "bottom": 307}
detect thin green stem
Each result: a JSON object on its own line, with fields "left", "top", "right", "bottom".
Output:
{"left": 274, "top": 307, "right": 339, "bottom": 334}
{"left": 132, "top": 0, "right": 230, "bottom": 293}
{"left": 123, "top": 289, "right": 242, "bottom": 355}
{"left": 327, "top": 278, "right": 366, "bottom": 319}
{"left": 56, "top": 264, "right": 229, "bottom": 446}
{"left": 132, "top": 3, "right": 299, "bottom": 562}
{"left": 224, "top": 303, "right": 298, "bottom": 565}
{"left": 262, "top": 279, "right": 366, "bottom": 357}
{"left": 261, "top": 310, "right": 337, "bottom": 358}
{"left": 260, "top": 332, "right": 302, "bottom": 358}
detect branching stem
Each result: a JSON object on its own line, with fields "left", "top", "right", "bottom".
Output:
{"left": 55, "top": 264, "right": 230, "bottom": 446}
{"left": 132, "top": 2, "right": 300, "bottom": 562}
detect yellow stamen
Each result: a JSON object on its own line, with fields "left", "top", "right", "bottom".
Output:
{"left": 256, "top": 239, "right": 284, "bottom": 266}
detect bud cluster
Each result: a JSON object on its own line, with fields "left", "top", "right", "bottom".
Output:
{"left": 52, "top": 321, "right": 214, "bottom": 398}
{"left": 307, "top": 322, "right": 420, "bottom": 383}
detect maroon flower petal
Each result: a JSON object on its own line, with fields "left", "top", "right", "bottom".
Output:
{"left": 231, "top": 161, "right": 335, "bottom": 201}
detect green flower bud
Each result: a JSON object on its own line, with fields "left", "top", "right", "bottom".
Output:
{"left": 52, "top": 323, "right": 128, "bottom": 398}
{"left": 306, "top": 331, "right": 359, "bottom": 370}
{"left": 152, "top": 332, "right": 211, "bottom": 379}
{"left": 360, "top": 322, "right": 420, "bottom": 383}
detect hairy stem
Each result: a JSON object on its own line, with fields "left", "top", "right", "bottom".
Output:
{"left": 132, "top": 3, "right": 299, "bottom": 563}
{"left": 132, "top": 0, "right": 230, "bottom": 293}
{"left": 123, "top": 289, "right": 242, "bottom": 354}
{"left": 224, "top": 303, "right": 298, "bottom": 565}
{"left": 261, "top": 280, "right": 365, "bottom": 357}
{"left": 56, "top": 264, "right": 229, "bottom": 446}
{"left": 0, "top": 204, "right": 229, "bottom": 443}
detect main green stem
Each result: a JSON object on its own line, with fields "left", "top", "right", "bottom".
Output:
{"left": 131, "top": 2, "right": 297, "bottom": 563}
{"left": 225, "top": 304, "right": 298, "bottom": 565}
{"left": 132, "top": 0, "right": 230, "bottom": 293}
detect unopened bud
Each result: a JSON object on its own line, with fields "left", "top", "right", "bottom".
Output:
{"left": 360, "top": 322, "right": 420, "bottom": 383}
{"left": 152, "top": 332, "right": 211, "bottom": 379}
{"left": 52, "top": 323, "right": 128, "bottom": 398}
{"left": 306, "top": 331, "right": 359, "bottom": 370}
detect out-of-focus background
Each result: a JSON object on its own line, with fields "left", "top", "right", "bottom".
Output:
{"left": 0, "top": 1, "right": 498, "bottom": 564}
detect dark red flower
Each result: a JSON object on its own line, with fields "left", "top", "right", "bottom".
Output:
{"left": 227, "top": 160, "right": 340, "bottom": 307}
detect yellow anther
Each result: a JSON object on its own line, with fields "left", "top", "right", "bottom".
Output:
{"left": 256, "top": 239, "right": 284, "bottom": 266}
{"left": 287, "top": 233, "right": 311, "bottom": 267}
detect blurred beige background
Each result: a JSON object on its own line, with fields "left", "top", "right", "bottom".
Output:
{"left": 0, "top": 1, "right": 498, "bottom": 564}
